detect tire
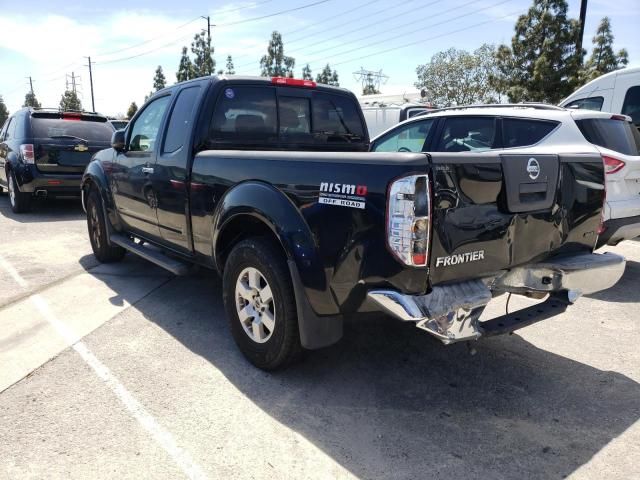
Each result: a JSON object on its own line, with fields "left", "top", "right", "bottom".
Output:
{"left": 7, "top": 170, "right": 32, "bottom": 213}
{"left": 86, "top": 188, "right": 126, "bottom": 263}
{"left": 222, "top": 237, "right": 302, "bottom": 370}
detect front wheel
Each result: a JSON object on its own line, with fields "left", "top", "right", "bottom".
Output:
{"left": 86, "top": 188, "right": 126, "bottom": 263}
{"left": 222, "top": 238, "right": 301, "bottom": 370}
{"left": 7, "top": 171, "right": 31, "bottom": 213}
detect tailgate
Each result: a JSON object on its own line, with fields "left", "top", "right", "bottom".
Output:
{"left": 428, "top": 151, "right": 605, "bottom": 284}
{"left": 35, "top": 143, "right": 106, "bottom": 174}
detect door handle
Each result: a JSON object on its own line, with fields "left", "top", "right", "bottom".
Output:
{"left": 141, "top": 166, "right": 154, "bottom": 174}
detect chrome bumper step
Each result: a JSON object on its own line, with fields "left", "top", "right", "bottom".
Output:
{"left": 368, "top": 252, "right": 626, "bottom": 344}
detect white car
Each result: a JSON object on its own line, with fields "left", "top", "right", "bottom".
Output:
{"left": 370, "top": 104, "right": 640, "bottom": 247}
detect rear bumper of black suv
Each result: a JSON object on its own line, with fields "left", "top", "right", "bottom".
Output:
{"left": 367, "top": 252, "right": 626, "bottom": 344}
{"left": 13, "top": 164, "right": 82, "bottom": 196}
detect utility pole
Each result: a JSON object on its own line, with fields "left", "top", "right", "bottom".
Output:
{"left": 27, "top": 76, "right": 34, "bottom": 95}
{"left": 201, "top": 15, "right": 213, "bottom": 42}
{"left": 85, "top": 56, "right": 95, "bottom": 112}
{"left": 577, "top": 0, "right": 588, "bottom": 59}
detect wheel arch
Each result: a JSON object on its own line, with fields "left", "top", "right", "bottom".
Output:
{"left": 212, "top": 181, "right": 343, "bottom": 349}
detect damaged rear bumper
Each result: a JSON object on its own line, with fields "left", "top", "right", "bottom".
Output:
{"left": 367, "top": 252, "right": 626, "bottom": 344}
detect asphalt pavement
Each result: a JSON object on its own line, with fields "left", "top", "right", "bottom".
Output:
{"left": 1, "top": 194, "right": 639, "bottom": 480}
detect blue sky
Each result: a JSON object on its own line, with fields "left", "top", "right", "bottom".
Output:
{"left": 1, "top": 0, "right": 638, "bottom": 116}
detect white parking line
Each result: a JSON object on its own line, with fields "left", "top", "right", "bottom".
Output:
{"left": 0, "top": 255, "right": 208, "bottom": 480}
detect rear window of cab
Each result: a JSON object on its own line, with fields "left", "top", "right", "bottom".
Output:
{"left": 208, "top": 86, "right": 365, "bottom": 148}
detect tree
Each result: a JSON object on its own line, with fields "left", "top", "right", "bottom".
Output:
{"left": 126, "top": 102, "right": 138, "bottom": 119}
{"left": 415, "top": 44, "right": 500, "bottom": 107}
{"left": 191, "top": 32, "right": 215, "bottom": 78}
{"left": 362, "top": 73, "right": 380, "bottom": 95}
{"left": 153, "top": 65, "right": 166, "bottom": 91}
{"left": 260, "top": 31, "right": 295, "bottom": 78}
{"left": 302, "top": 64, "right": 312, "bottom": 80}
{"left": 494, "top": 0, "right": 583, "bottom": 104}
{"left": 225, "top": 55, "right": 235, "bottom": 75}
{"left": 0, "top": 96, "right": 8, "bottom": 127}
{"left": 176, "top": 46, "right": 195, "bottom": 83}
{"left": 584, "top": 17, "right": 629, "bottom": 81}
{"left": 59, "top": 90, "right": 82, "bottom": 111}
{"left": 315, "top": 64, "right": 340, "bottom": 86}
{"left": 23, "top": 92, "right": 41, "bottom": 108}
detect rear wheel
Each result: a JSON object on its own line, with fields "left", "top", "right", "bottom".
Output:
{"left": 86, "top": 188, "right": 126, "bottom": 263}
{"left": 7, "top": 171, "right": 31, "bottom": 213}
{"left": 222, "top": 237, "right": 301, "bottom": 370}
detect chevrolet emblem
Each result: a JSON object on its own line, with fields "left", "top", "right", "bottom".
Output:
{"left": 74, "top": 144, "right": 88, "bottom": 152}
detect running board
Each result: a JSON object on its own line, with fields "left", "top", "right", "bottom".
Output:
{"left": 479, "top": 292, "right": 571, "bottom": 337}
{"left": 109, "top": 234, "right": 191, "bottom": 276}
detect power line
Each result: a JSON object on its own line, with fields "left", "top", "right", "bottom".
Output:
{"left": 216, "top": 0, "right": 333, "bottom": 28}
{"left": 94, "top": 31, "right": 195, "bottom": 65}
{"left": 233, "top": 0, "right": 477, "bottom": 71}
{"left": 283, "top": 0, "right": 382, "bottom": 41}
{"left": 301, "top": 0, "right": 514, "bottom": 68}
{"left": 286, "top": 0, "right": 423, "bottom": 47}
{"left": 216, "top": 0, "right": 276, "bottom": 15}
{"left": 96, "top": 16, "right": 201, "bottom": 58}
{"left": 231, "top": 0, "right": 383, "bottom": 64}
{"left": 329, "top": 10, "right": 520, "bottom": 68}
{"left": 288, "top": 0, "right": 443, "bottom": 56}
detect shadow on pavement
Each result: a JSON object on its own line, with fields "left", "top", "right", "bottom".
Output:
{"left": 587, "top": 260, "right": 640, "bottom": 303}
{"left": 80, "top": 256, "right": 640, "bottom": 479}
{"left": 0, "top": 194, "right": 84, "bottom": 223}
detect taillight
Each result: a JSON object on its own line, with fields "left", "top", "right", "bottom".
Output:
{"left": 62, "top": 112, "right": 82, "bottom": 120}
{"left": 387, "top": 174, "right": 431, "bottom": 267}
{"left": 19, "top": 144, "right": 35, "bottom": 164}
{"left": 610, "top": 114, "right": 629, "bottom": 121}
{"left": 271, "top": 77, "right": 316, "bottom": 88}
{"left": 603, "top": 155, "right": 625, "bottom": 175}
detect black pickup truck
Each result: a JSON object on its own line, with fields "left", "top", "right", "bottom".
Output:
{"left": 82, "top": 76, "right": 625, "bottom": 370}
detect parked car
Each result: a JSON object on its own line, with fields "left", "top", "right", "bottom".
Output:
{"left": 0, "top": 108, "right": 114, "bottom": 213}
{"left": 108, "top": 119, "right": 129, "bottom": 130}
{"left": 361, "top": 103, "right": 435, "bottom": 138}
{"left": 82, "top": 77, "right": 624, "bottom": 370}
{"left": 572, "top": 111, "right": 640, "bottom": 246}
{"left": 374, "top": 104, "right": 640, "bottom": 247}
{"left": 560, "top": 66, "right": 640, "bottom": 130}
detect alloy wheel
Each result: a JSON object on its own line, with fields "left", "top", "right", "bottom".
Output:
{"left": 235, "top": 267, "right": 276, "bottom": 343}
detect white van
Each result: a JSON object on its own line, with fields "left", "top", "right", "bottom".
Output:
{"left": 361, "top": 103, "right": 434, "bottom": 138}
{"left": 560, "top": 66, "right": 640, "bottom": 129}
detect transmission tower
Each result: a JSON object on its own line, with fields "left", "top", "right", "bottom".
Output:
{"left": 65, "top": 72, "right": 83, "bottom": 95}
{"left": 353, "top": 67, "right": 388, "bottom": 94}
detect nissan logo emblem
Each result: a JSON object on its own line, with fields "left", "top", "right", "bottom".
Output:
{"left": 527, "top": 158, "right": 540, "bottom": 180}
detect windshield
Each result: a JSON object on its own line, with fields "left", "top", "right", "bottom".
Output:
{"left": 31, "top": 118, "right": 114, "bottom": 142}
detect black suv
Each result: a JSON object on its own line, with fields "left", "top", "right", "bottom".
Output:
{"left": 0, "top": 108, "right": 114, "bottom": 213}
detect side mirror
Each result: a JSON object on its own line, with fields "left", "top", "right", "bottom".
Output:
{"left": 111, "top": 130, "right": 126, "bottom": 152}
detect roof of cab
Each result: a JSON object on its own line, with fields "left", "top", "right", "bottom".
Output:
{"left": 151, "top": 74, "right": 353, "bottom": 99}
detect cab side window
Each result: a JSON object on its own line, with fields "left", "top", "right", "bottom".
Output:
{"left": 435, "top": 117, "right": 497, "bottom": 152}
{"left": 163, "top": 86, "right": 201, "bottom": 154}
{"left": 622, "top": 86, "right": 640, "bottom": 127}
{"left": 372, "top": 119, "right": 435, "bottom": 152}
{"left": 128, "top": 96, "right": 171, "bottom": 152}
